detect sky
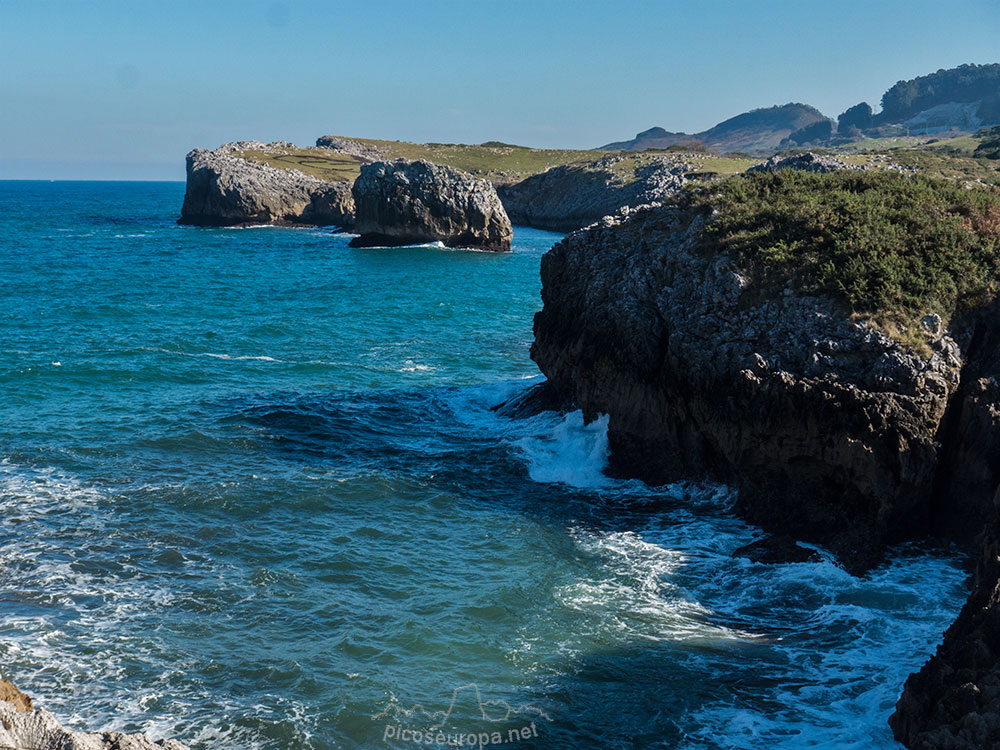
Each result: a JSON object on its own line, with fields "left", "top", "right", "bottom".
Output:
{"left": 2, "top": 0, "right": 999, "bottom": 180}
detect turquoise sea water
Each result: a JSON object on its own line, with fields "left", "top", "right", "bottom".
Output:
{"left": 0, "top": 181, "right": 970, "bottom": 749}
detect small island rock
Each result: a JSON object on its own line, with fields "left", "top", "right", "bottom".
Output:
{"left": 350, "top": 160, "right": 512, "bottom": 251}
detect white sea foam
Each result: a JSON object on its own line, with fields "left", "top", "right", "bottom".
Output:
{"left": 141, "top": 347, "right": 280, "bottom": 362}
{"left": 513, "top": 411, "right": 612, "bottom": 488}
{"left": 556, "top": 528, "right": 753, "bottom": 644}
{"left": 400, "top": 359, "right": 433, "bottom": 372}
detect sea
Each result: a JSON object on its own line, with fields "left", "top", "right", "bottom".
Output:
{"left": 0, "top": 180, "right": 969, "bottom": 749}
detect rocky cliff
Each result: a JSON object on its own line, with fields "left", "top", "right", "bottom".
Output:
{"left": 527, "top": 169, "right": 1000, "bottom": 747}
{"left": 350, "top": 160, "right": 512, "bottom": 251}
{"left": 0, "top": 679, "right": 187, "bottom": 749}
{"left": 179, "top": 142, "right": 354, "bottom": 227}
{"left": 532, "top": 200, "right": 974, "bottom": 571}
{"left": 890, "top": 516, "right": 1000, "bottom": 749}
{"left": 496, "top": 154, "right": 689, "bottom": 233}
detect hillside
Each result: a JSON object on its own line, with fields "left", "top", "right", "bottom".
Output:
{"left": 878, "top": 63, "right": 1000, "bottom": 127}
{"left": 603, "top": 63, "right": 1000, "bottom": 153}
{"left": 600, "top": 103, "right": 828, "bottom": 154}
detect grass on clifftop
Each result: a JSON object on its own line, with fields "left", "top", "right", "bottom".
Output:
{"left": 233, "top": 138, "right": 760, "bottom": 185}
{"left": 695, "top": 170, "right": 1000, "bottom": 342}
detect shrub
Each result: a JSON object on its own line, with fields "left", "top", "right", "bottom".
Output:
{"left": 974, "top": 126, "right": 1000, "bottom": 159}
{"left": 688, "top": 170, "right": 1000, "bottom": 324}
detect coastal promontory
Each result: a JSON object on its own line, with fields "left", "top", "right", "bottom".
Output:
{"left": 527, "top": 168, "right": 1000, "bottom": 746}
{"left": 178, "top": 142, "right": 355, "bottom": 227}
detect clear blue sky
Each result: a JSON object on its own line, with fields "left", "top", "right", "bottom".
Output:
{"left": 2, "top": 0, "right": 999, "bottom": 180}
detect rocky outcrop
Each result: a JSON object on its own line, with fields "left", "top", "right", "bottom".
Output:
{"left": 530, "top": 200, "right": 998, "bottom": 573}
{"left": 747, "top": 152, "right": 861, "bottom": 174}
{"left": 0, "top": 680, "right": 187, "bottom": 749}
{"left": 496, "top": 155, "right": 689, "bottom": 233}
{"left": 179, "top": 144, "right": 354, "bottom": 227}
{"left": 527, "top": 183, "right": 1000, "bottom": 748}
{"left": 315, "top": 135, "right": 387, "bottom": 161}
{"left": 350, "top": 160, "right": 512, "bottom": 251}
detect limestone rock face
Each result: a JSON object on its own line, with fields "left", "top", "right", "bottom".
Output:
{"left": 530, "top": 202, "right": 992, "bottom": 573}
{"left": 496, "top": 154, "right": 689, "bottom": 233}
{"left": 0, "top": 679, "right": 32, "bottom": 712}
{"left": 350, "top": 160, "right": 512, "bottom": 251}
{"left": 747, "top": 152, "right": 861, "bottom": 174}
{"left": 179, "top": 144, "right": 354, "bottom": 227}
{"left": 0, "top": 688, "right": 187, "bottom": 749}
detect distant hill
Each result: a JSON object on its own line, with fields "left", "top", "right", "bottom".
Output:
{"left": 602, "top": 103, "right": 828, "bottom": 154}
{"left": 874, "top": 63, "right": 1000, "bottom": 134}
{"left": 604, "top": 63, "right": 1000, "bottom": 153}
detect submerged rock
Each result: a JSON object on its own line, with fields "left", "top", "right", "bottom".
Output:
{"left": 732, "top": 536, "right": 822, "bottom": 564}
{"left": 350, "top": 160, "right": 512, "bottom": 251}
{"left": 496, "top": 154, "right": 689, "bottom": 232}
{"left": 179, "top": 144, "right": 354, "bottom": 227}
{"left": 0, "top": 680, "right": 187, "bottom": 749}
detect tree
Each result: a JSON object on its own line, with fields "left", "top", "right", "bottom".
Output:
{"left": 788, "top": 120, "right": 833, "bottom": 144}
{"left": 837, "top": 102, "right": 873, "bottom": 133}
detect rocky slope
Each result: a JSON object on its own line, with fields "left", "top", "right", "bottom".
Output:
{"left": 179, "top": 142, "right": 354, "bottom": 227}
{"left": 527, "top": 170, "right": 1000, "bottom": 747}
{"left": 496, "top": 154, "right": 690, "bottom": 233}
{"left": 350, "top": 160, "right": 512, "bottom": 251}
{"left": 0, "top": 679, "right": 187, "bottom": 749}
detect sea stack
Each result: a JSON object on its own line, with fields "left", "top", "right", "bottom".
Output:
{"left": 349, "top": 160, "right": 513, "bottom": 251}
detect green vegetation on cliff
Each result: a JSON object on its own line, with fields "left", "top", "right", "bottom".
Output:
{"left": 694, "top": 171, "right": 1000, "bottom": 328}
{"left": 238, "top": 140, "right": 608, "bottom": 184}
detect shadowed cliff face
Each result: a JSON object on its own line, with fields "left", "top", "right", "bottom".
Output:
{"left": 528, "top": 198, "right": 1000, "bottom": 749}
{"left": 496, "top": 156, "right": 688, "bottom": 233}
{"left": 179, "top": 145, "right": 354, "bottom": 227}
{"left": 890, "top": 513, "right": 1000, "bottom": 749}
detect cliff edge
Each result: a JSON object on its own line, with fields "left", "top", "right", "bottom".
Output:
{"left": 179, "top": 142, "right": 354, "bottom": 227}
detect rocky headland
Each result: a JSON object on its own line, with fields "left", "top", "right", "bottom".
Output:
{"left": 496, "top": 154, "right": 691, "bottom": 233}
{"left": 524, "top": 167, "right": 1000, "bottom": 747}
{"left": 350, "top": 160, "right": 513, "bottom": 251}
{"left": 0, "top": 679, "right": 187, "bottom": 749}
{"left": 179, "top": 142, "right": 355, "bottom": 228}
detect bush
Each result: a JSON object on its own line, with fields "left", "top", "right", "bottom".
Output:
{"left": 974, "top": 126, "right": 1000, "bottom": 159}
{"left": 688, "top": 170, "right": 1000, "bottom": 322}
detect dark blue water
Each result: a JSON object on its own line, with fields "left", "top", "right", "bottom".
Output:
{"left": 0, "top": 181, "right": 967, "bottom": 749}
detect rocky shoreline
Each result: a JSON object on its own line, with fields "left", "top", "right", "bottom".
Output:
{"left": 524, "top": 172, "right": 1000, "bottom": 748}
{"left": 176, "top": 140, "right": 701, "bottom": 235}
{"left": 0, "top": 679, "right": 187, "bottom": 749}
